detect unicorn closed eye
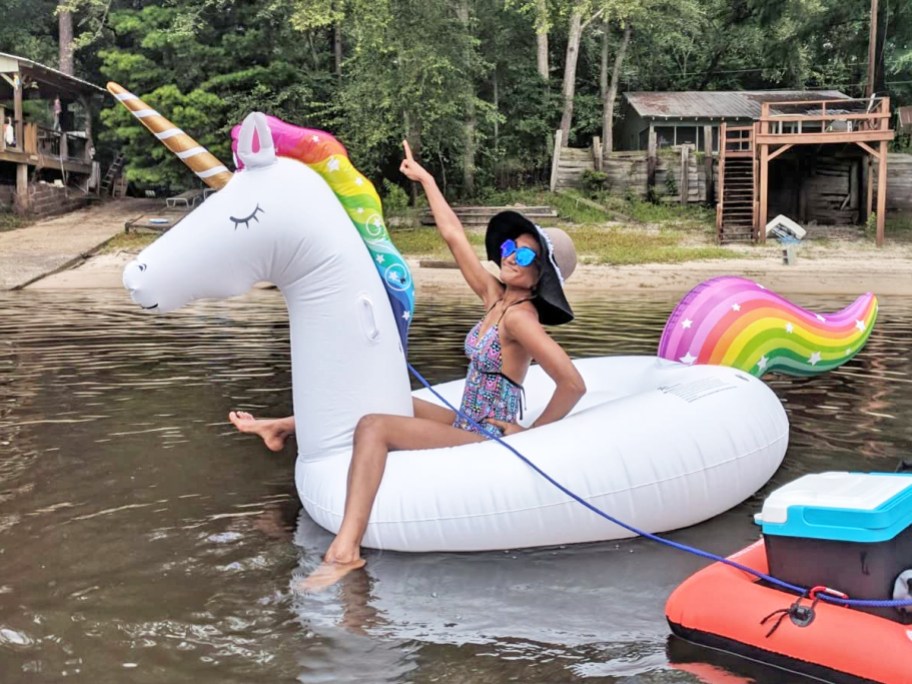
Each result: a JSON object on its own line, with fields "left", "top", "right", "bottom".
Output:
{"left": 115, "top": 83, "right": 874, "bottom": 552}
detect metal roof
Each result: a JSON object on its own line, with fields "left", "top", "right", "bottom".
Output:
{"left": 624, "top": 90, "right": 852, "bottom": 120}
{"left": 0, "top": 51, "right": 105, "bottom": 95}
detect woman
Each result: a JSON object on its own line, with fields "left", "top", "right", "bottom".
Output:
{"left": 231, "top": 141, "right": 585, "bottom": 588}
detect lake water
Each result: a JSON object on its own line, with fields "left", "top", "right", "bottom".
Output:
{"left": 0, "top": 287, "right": 909, "bottom": 683}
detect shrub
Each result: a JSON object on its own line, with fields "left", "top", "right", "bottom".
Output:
{"left": 381, "top": 179, "right": 409, "bottom": 212}
{"left": 580, "top": 169, "right": 609, "bottom": 195}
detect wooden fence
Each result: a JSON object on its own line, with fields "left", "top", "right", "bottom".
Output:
{"left": 549, "top": 130, "right": 710, "bottom": 204}
{"left": 878, "top": 153, "right": 912, "bottom": 214}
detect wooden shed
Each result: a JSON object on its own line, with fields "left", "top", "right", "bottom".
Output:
{"left": 616, "top": 90, "right": 852, "bottom": 153}
{"left": 0, "top": 52, "right": 106, "bottom": 217}
{"left": 616, "top": 91, "right": 894, "bottom": 245}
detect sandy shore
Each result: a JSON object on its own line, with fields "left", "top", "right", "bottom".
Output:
{"left": 27, "top": 238, "right": 912, "bottom": 297}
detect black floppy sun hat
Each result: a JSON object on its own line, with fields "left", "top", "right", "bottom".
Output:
{"left": 485, "top": 210, "right": 576, "bottom": 326}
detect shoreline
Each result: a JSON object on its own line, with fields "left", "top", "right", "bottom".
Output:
{"left": 25, "top": 247, "right": 912, "bottom": 297}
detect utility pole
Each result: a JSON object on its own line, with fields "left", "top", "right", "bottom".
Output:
{"left": 866, "top": 0, "right": 878, "bottom": 97}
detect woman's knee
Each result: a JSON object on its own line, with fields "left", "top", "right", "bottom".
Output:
{"left": 353, "top": 413, "right": 388, "bottom": 443}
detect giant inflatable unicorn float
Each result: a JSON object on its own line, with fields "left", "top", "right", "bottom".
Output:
{"left": 112, "top": 82, "right": 878, "bottom": 552}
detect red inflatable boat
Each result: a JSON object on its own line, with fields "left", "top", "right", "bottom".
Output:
{"left": 666, "top": 540, "right": 911, "bottom": 684}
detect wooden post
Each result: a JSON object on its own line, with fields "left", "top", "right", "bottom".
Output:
{"left": 549, "top": 129, "right": 563, "bottom": 191}
{"left": 850, "top": 158, "right": 860, "bottom": 222}
{"left": 13, "top": 74, "right": 23, "bottom": 151}
{"left": 592, "top": 136, "right": 602, "bottom": 171}
{"left": 0, "top": 105, "right": 5, "bottom": 153}
{"left": 752, "top": 122, "right": 760, "bottom": 237}
{"left": 15, "top": 162, "right": 28, "bottom": 213}
{"left": 679, "top": 145, "right": 689, "bottom": 204}
{"left": 646, "top": 125, "right": 657, "bottom": 195}
{"left": 703, "top": 124, "right": 713, "bottom": 203}
{"left": 866, "top": 156, "right": 874, "bottom": 219}
{"left": 758, "top": 141, "right": 769, "bottom": 243}
{"left": 716, "top": 122, "right": 726, "bottom": 239}
{"left": 876, "top": 140, "right": 888, "bottom": 246}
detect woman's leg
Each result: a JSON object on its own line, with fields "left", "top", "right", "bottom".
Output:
{"left": 230, "top": 399, "right": 451, "bottom": 452}
{"left": 228, "top": 411, "right": 295, "bottom": 452}
{"left": 301, "top": 414, "right": 484, "bottom": 590}
{"left": 412, "top": 397, "right": 456, "bottom": 424}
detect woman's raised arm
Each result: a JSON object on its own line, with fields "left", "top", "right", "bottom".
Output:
{"left": 399, "top": 141, "right": 500, "bottom": 302}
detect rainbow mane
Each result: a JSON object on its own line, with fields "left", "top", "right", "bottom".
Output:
{"left": 658, "top": 276, "right": 878, "bottom": 377}
{"left": 230, "top": 116, "right": 414, "bottom": 350}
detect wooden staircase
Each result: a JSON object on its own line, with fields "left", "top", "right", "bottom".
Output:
{"left": 99, "top": 152, "right": 126, "bottom": 197}
{"left": 716, "top": 125, "right": 757, "bottom": 243}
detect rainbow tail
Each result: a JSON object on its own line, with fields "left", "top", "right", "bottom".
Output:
{"left": 658, "top": 276, "right": 878, "bottom": 378}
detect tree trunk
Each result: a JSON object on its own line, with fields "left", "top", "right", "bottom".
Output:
{"left": 333, "top": 22, "right": 343, "bottom": 77}
{"left": 59, "top": 10, "right": 74, "bottom": 75}
{"left": 599, "top": 26, "right": 608, "bottom": 101}
{"left": 535, "top": 0, "right": 549, "bottom": 81}
{"left": 493, "top": 70, "right": 499, "bottom": 150}
{"left": 558, "top": 9, "right": 583, "bottom": 147}
{"left": 602, "top": 24, "right": 631, "bottom": 157}
{"left": 457, "top": 0, "right": 475, "bottom": 195}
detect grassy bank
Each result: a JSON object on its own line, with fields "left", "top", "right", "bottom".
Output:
{"left": 100, "top": 190, "right": 754, "bottom": 266}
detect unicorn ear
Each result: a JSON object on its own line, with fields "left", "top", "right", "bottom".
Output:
{"left": 237, "top": 112, "right": 276, "bottom": 168}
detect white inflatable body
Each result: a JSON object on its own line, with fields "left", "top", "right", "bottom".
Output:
{"left": 301, "top": 357, "right": 787, "bottom": 551}
{"left": 123, "top": 112, "right": 788, "bottom": 552}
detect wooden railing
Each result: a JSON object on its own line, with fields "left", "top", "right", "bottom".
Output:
{"left": 723, "top": 125, "right": 755, "bottom": 155}
{"left": 758, "top": 97, "right": 892, "bottom": 137}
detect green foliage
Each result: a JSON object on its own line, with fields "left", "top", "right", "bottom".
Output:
{"left": 580, "top": 169, "right": 609, "bottom": 194}
{"left": 381, "top": 179, "right": 409, "bottom": 212}
{"left": 866, "top": 211, "right": 878, "bottom": 236}
{"left": 0, "top": 209, "right": 27, "bottom": 232}
{"left": 6, "top": 0, "right": 909, "bottom": 204}
{"left": 663, "top": 169, "right": 678, "bottom": 197}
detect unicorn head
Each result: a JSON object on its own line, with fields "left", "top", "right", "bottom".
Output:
{"left": 123, "top": 113, "right": 349, "bottom": 311}
{"left": 120, "top": 105, "right": 414, "bottom": 460}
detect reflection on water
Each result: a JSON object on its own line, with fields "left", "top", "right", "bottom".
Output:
{"left": 0, "top": 288, "right": 910, "bottom": 683}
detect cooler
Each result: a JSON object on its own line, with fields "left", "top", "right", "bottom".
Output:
{"left": 754, "top": 471, "right": 912, "bottom": 621}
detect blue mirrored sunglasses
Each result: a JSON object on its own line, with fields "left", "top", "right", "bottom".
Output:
{"left": 500, "top": 239, "right": 539, "bottom": 267}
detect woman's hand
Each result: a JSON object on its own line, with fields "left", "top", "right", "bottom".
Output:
{"left": 485, "top": 418, "right": 526, "bottom": 437}
{"left": 399, "top": 140, "right": 432, "bottom": 183}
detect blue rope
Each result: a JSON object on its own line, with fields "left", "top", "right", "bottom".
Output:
{"left": 408, "top": 362, "right": 912, "bottom": 610}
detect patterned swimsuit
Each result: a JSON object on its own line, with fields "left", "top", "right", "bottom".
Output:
{"left": 453, "top": 300, "right": 527, "bottom": 438}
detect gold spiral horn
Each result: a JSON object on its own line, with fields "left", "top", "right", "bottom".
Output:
{"left": 107, "top": 82, "right": 233, "bottom": 189}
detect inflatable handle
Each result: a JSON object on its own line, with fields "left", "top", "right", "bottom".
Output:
{"left": 658, "top": 276, "right": 878, "bottom": 378}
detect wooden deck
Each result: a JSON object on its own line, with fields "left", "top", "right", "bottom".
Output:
{"left": 716, "top": 97, "right": 895, "bottom": 246}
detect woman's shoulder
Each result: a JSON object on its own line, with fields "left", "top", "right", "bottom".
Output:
{"left": 501, "top": 301, "right": 545, "bottom": 337}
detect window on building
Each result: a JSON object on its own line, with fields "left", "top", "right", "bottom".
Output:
{"left": 675, "top": 126, "right": 698, "bottom": 146}
{"left": 655, "top": 126, "right": 675, "bottom": 148}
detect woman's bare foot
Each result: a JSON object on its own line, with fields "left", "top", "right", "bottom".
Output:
{"left": 297, "top": 558, "right": 367, "bottom": 592}
{"left": 296, "top": 536, "right": 365, "bottom": 592}
{"left": 228, "top": 411, "right": 294, "bottom": 452}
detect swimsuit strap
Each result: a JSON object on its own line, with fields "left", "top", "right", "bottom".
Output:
{"left": 495, "top": 296, "right": 534, "bottom": 325}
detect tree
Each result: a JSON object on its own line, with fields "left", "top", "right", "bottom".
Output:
{"left": 58, "top": 8, "right": 74, "bottom": 74}
{"left": 601, "top": 23, "right": 630, "bottom": 155}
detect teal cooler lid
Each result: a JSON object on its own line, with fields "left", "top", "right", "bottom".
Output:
{"left": 755, "top": 471, "right": 912, "bottom": 542}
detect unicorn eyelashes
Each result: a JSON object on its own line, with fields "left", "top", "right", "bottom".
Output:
{"left": 230, "top": 204, "right": 265, "bottom": 230}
